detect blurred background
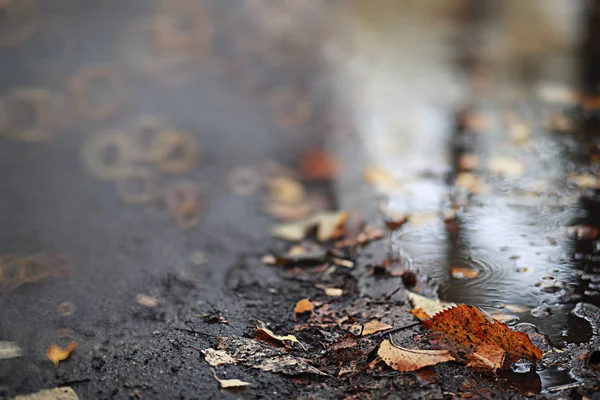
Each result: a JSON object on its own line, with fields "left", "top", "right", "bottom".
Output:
{"left": 2, "top": 0, "right": 600, "bottom": 396}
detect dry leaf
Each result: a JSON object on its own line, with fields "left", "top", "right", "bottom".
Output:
{"left": 569, "top": 174, "right": 598, "bottom": 188}
{"left": 324, "top": 288, "right": 343, "bottom": 297}
{"left": 377, "top": 340, "right": 456, "bottom": 372}
{"left": 267, "top": 177, "right": 305, "bottom": 205}
{"left": 488, "top": 157, "right": 525, "bottom": 178}
{"left": 466, "top": 343, "right": 506, "bottom": 371}
{"left": 0, "top": 341, "right": 23, "bottom": 360}
{"left": 255, "top": 320, "right": 305, "bottom": 349}
{"left": 210, "top": 368, "right": 250, "bottom": 389}
{"left": 14, "top": 386, "right": 79, "bottom": 400}
{"left": 136, "top": 293, "right": 159, "bottom": 307}
{"left": 271, "top": 211, "right": 348, "bottom": 242}
{"left": 202, "top": 336, "right": 326, "bottom": 376}
{"left": 459, "top": 154, "right": 481, "bottom": 170}
{"left": 294, "top": 298, "right": 314, "bottom": 320}
{"left": 363, "top": 166, "right": 398, "bottom": 193}
{"left": 349, "top": 320, "right": 393, "bottom": 336}
{"left": 451, "top": 267, "right": 480, "bottom": 279}
{"left": 422, "top": 305, "right": 542, "bottom": 364}
{"left": 46, "top": 342, "right": 77, "bottom": 367}
{"left": 456, "top": 172, "right": 482, "bottom": 194}
{"left": 407, "top": 292, "right": 455, "bottom": 318}
{"left": 300, "top": 149, "right": 339, "bottom": 181}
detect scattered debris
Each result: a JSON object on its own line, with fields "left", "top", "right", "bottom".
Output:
{"left": 315, "top": 285, "right": 343, "bottom": 297}
{"left": 255, "top": 320, "right": 305, "bottom": 349}
{"left": 202, "top": 336, "right": 326, "bottom": 376}
{"left": 46, "top": 342, "right": 78, "bottom": 367}
{"left": 349, "top": 320, "right": 393, "bottom": 336}
{"left": 136, "top": 293, "right": 159, "bottom": 307}
{"left": 377, "top": 340, "right": 456, "bottom": 372}
{"left": 14, "top": 386, "right": 79, "bottom": 400}
{"left": 488, "top": 157, "right": 525, "bottom": 178}
{"left": 210, "top": 367, "right": 250, "bottom": 389}
{"left": 0, "top": 341, "right": 23, "bottom": 360}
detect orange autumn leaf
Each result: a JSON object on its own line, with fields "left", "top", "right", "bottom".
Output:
{"left": 422, "top": 305, "right": 542, "bottom": 364}
{"left": 300, "top": 149, "right": 339, "bottom": 181}
{"left": 294, "top": 298, "right": 314, "bottom": 321}
{"left": 46, "top": 341, "right": 77, "bottom": 367}
{"left": 466, "top": 343, "right": 506, "bottom": 371}
{"left": 377, "top": 340, "right": 456, "bottom": 372}
{"left": 450, "top": 267, "right": 480, "bottom": 279}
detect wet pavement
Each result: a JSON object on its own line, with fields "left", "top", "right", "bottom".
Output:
{"left": 1, "top": 1, "right": 600, "bottom": 399}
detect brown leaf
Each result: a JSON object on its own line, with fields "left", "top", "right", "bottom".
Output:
{"left": 255, "top": 320, "right": 304, "bottom": 349}
{"left": 377, "top": 340, "right": 457, "bottom": 372}
{"left": 300, "top": 149, "right": 339, "bottom": 181}
{"left": 271, "top": 211, "right": 348, "bottom": 242}
{"left": 349, "top": 320, "right": 393, "bottom": 336}
{"left": 411, "top": 308, "right": 431, "bottom": 321}
{"left": 422, "top": 305, "right": 542, "bottom": 364}
{"left": 46, "top": 342, "right": 77, "bottom": 367}
{"left": 466, "top": 343, "right": 506, "bottom": 371}
{"left": 294, "top": 298, "right": 314, "bottom": 320}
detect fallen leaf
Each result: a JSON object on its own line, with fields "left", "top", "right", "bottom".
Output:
{"left": 294, "top": 298, "right": 314, "bottom": 320}
{"left": 210, "top": 368, "right": 250, "bottom": 389}
{"left": 136, "top": 293, "right": 159, "bottom": 307}
{"left": 490, "top": 313, "right": 520, "bottom": 324}
{"left": 265, "top": 201, "right": 313, "bottom": 221}
{"left": 0, "top": 341, "right": 23, "bottom": 360}
{"left": 408, "top": 212, "right": 435, "bottom": 227}
{"left": 363, "top": 166, "right": 398, "bottom": 193}
{"left": 202, "top": 336, "right": 326, "bottom": 376}
{"left": 377, "top": 339, "right": 456, "bottom": 372}
{"left": 14, "top": 386, "right": 79, "bottom": 400}
{"left": 46, "top": 342, "right": 77, "bottom": 367}
{"left": 459, "top": 154, "right": 481, "bottom": 170}
{"left": 349, "top": 320, "right": 393, "bottom": 336}
{"left": 451, "top": 267, "right": 480, "bottom": 279}
{"left": 488, "top": 157, "right": 525, "bottom": 178}
{"left": 268, "top": 177, "right": 305, "bottom": 205}
{"left": 466, "top": 343, "right": 506, "bottom": 371}
{"left": 255, "top": 320, "right": 305, "bottom": 349}
{"left": 456, "top": 172, "right": 483, "bottom": 194}
{"left": 509, "top": 122, "right": 530, "bottom": 144}
{"left": 569, "top": 173, "right": 598, "bottom": 188}
{"left": 300, "top": 149, "right": 339, "bottom": 181}
{"left": 271, "top": 211, "right": 348, "bottom": 242}
{"left": 407, "top": 292, "right": 455, "bottom": 318}
{"left": 422, "top": 305, "right": 542, "bottom": 364}
{"left": 324, "top": 288, "right": 343, "bottom": 297}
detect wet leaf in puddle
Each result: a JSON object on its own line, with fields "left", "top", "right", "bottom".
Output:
{"left": 202, "top": 336, "right": 326, "bottom": 376}
{"left": 349, "top": 320, "right": 393, "bottom": 336}
{"left": 377, "top": 339, "right": 456, "bottom": 372}
{"left": 14, "top": 386, "right": 79, "bottom": 400}
{"left": 255, "top": 320, "right": 305, "bottom": 349}
{"left": 271, "top": 211, "right": 348, "bottom": 242}
{"left": 466, "top": 343, "right": 506, "bottom": 371}
{"left": 451, "top": 267, "right": 480, "bottom": 279}
{"left": 294, "top": 298, "right": 314, "bottom": 320}
{"left": 210, "top": 368, "right": 250, "bottom": 389}
{"left": 422, "top": 305, "right": 542, "bottom": 364}
{"left": 46, "top": 341, "right": 77, "bottom": 367}
{"left": 407, "top": 292, "right": 455, "bottom": 318}
{"left": 488, "top": 157, "right": 525, "bottom": 178}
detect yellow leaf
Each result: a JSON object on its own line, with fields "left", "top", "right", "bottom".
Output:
{"left": 46, "top": 342, "right": 77, "bottom": 367}
{"left": 324, "top": 288, "right": 343, "bottom": 297}
{"left": 270, "top": 211, "right": 348, "bottom": 242}
{"left": 255, "top": 320, "right": 305, "bottom": 349}
{"left": 14, "top": 386, "right": 79, "bottom": 400}
{"left": 488, "top": 157, "right": 525, "bottom": 178}
{"left": 407, "top": 292, "right": 455, "bottom": 318}
{"left": 294, "top": 298, "right": 314, "bottom": 320}
{"left": 349, "top": 320, "right": 393, "bottom": 336}
{"left": 411, "top": 308, "right": 430, "bottom": 321}
{"left": 267, "top": 177, "right": 305, "bottom": 205}
{"left": 210, "top": 368, "right": 250, "bottom": 389}
{"left": 377, "top": 340, "right": 456, "bottom": 372}
{"left": 363, "top": 166, "right": 398, "bottom": 193}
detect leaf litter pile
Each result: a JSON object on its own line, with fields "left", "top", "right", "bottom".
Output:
{"left": 197, "top": 167, "right": 555, "bottom": 395}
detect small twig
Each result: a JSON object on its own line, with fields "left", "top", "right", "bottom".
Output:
{"left": 376, "top": 321, "right": 421, "bottom": 338}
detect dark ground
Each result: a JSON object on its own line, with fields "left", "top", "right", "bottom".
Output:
{"left": 1, "top": 1, "right": 600, "bottom": 399}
